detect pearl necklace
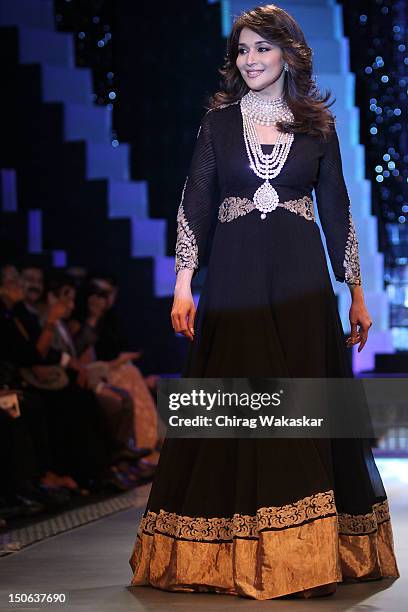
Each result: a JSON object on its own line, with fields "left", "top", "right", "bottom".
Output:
{"left": 240, "top": 89, "right": 294, "bottom": 126}
{"left": 241, "top": 90, "right": 295, "bottom": 219}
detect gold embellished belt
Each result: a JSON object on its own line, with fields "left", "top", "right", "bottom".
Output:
{"left": 218, "top": 195, "right": 315, "bottom": 223}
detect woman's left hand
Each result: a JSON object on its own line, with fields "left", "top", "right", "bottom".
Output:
{"left": 346, "top": 296, "right": 373, "bottom": 352}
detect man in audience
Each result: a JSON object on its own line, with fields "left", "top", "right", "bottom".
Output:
{"left": 0, "top": 263, "right": 67, "bottom": 518}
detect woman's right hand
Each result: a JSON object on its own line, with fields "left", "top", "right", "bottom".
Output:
{"left": 171, "top": 284, "right": 196, "bottom": 341}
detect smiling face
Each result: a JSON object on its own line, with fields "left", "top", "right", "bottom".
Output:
{"left": 236, "top": 27, "right": 285, "bottom": 97}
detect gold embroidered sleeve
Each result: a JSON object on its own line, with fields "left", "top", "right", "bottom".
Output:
{"left": 175, "top": 179, "right": 198, "bottom": 273}
{"left": 344, "top": 212, "right": 362, "bottom": 286}
{"left": 314, "top": 126, "right": 363, "bottom": 286}
{"left": 174, "top": 112, "right": 219, "bottom": 275}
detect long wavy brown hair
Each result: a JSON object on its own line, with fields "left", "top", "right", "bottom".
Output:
{"left": 208, "top": 4, "right": 336, "bottom": 140}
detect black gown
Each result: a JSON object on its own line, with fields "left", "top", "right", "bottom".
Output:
{"left": 129, "top": 101, "right": 400, "bottom": 599}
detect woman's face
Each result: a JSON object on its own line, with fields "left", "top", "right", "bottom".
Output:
{"left": 58, "top": 286, "right": 76, "bottom": 319}
{"left": 93, "top": 278, "right": 117, "bottom": 309}
{"left": 236, "top": 27, "right": 285, "bottom": 94}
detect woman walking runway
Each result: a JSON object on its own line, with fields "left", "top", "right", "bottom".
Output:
{"left": 129, "top": 4, "right": 399, "bottom": 600}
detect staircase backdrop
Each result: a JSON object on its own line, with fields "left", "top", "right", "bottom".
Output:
{"left": 0, "top": 0, "right": 396, "bottom": 374}
{"left": 0, "top": 0, "right": 184, "bottom": 374}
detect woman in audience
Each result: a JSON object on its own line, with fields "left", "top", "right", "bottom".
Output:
{"left": 71, "top": 275, "right": 162, "bottom": 465}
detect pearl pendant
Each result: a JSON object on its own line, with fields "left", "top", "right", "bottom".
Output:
{"left": 261, "top": 213, "right": 266, "bottom": 220}
{"left": 253, "top": 181, "right": 279, "bottom": 216}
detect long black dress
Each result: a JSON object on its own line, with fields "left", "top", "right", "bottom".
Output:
{"left": 129, "top": 100, "right": 400, "bottom": 599}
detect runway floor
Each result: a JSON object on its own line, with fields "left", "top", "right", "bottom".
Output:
{"left": 0, "top": 458, "right": 406, "bottom": 611}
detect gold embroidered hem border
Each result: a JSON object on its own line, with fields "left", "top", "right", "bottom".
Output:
{"left": 338, "top": 499, "right": 390, "bottom": 535}
{"left": 139, "top": 489, "right": 334, "bottom": 541}
{"left": 135, "top": 491, "right": 392, "bottom": 542}
{"left": 218, "top": 194, "right": 316, "bottom": 224}
{"left": 129, "top": 491, "right": 399, "bottom": 599}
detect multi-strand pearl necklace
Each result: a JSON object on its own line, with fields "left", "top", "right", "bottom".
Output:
{"left": 241, "top": 90, "right": 295, "bottom": 219}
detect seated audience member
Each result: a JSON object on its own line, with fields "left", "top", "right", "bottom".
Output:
{"left": 43, "top": 271, "right": 155, "bottom": 480}
{"left": 0, "top": 263, "right": 69, "bottom": 515}
{"left": 10, "top": 263, "right": 132, "bottom": 492}
{"left": 71, "top": 273, "right": 162, "bottom": 465}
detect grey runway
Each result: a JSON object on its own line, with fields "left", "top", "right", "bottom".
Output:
{"left": 0, "top": 460, "right": 406, "bottom": 611}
